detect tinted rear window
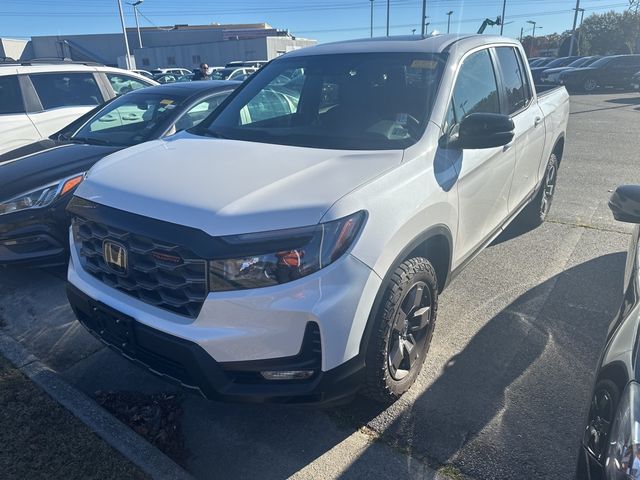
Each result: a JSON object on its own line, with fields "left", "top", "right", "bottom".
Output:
{"left": 0, "top": 75, "right": 24, "bottom": 114}
{"left": 30, "top": 72, "right": 102, "bottom": 109}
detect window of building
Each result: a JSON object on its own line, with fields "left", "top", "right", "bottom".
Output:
{"left": 192, "top": 55, "right": 201, "bottom": 64}
{"left": 167, "top": 56, "right": 176, "bottom": 66}
{"left": 0, "top": 75, "right": 25, "bottom": 114}
{"left": 29, "top": 73, "right": 102, "bottom": 110}
{"left": 141, "top": 58, "right": 150, "bottom": 66}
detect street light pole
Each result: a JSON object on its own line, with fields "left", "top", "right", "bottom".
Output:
{"left": 421, "top": 0, "right": 427, "bottom": 37}
{"left": 500, "top": 0, "right": 507, "bottom": 35}
{"left": 386, "top": 0, "right": 390, "bottom": 36}
{"left": 129, "top": 0, "right": 144, "bottom": 49}
{"left": 569, "top": 0, "right": 581, "bottom": 56}
{"left": 526, "top": 20, "right": 539, "bottom": 57}
{"left": 447, "top": 11, "right": 453, "bottom": 34}
{"left": 519, "top": 27, "right": 523, "bottom": 42}
{"left": 370, "top": 0, "right": 375, "bottom": 38}
{"left": 116, "top": 0, "right": 132, "bottom": 69}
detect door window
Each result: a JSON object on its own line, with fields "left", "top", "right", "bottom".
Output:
{"left": 106, "top": 73, "right": 151, "bottom": 96}
{"left": 450, "top": 49, "right": 500, "bottom": 124}
{"left": 240, "top": 67, "right": 303, "bottom": 125}
{"left": 495, "top": 47, "right": 530, "bottom": 114}
{"left": 0, "top": 75, "right": 24, "bottom": 114}
{"left": 173, "top": 93, "right": 230, "bottom": 132}
{"left": 30, "top": 73, "right": 102, "bottom": 109}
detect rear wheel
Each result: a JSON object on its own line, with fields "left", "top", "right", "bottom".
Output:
{"left": 583, "top": 78, "right": 598, "bottom": 92}
{"left": 519, "top": 152, "right": 559, "bottom": 229}
{"left": 363, "top": 257, "right": 438, "bottom": 403}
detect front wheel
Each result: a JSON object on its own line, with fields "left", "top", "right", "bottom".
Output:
{"left": 362, "top": 257, "right": 438, "bottom": 403}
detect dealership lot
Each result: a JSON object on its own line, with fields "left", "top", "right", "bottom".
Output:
{"left": 1, "top": 91, "right": 639, "bottom": 479}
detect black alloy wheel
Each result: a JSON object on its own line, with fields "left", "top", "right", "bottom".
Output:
{"left": 363, "top": 257, "right": 438, "bottom": 403}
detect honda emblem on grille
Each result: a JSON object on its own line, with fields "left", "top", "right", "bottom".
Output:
{"left": 103, "top": 240, "right": 128, "bottom": 275}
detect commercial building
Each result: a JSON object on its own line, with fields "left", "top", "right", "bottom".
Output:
{"left": 5, "top": 23, "right": 316, "bottom": 69}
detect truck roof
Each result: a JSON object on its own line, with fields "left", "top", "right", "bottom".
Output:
{"left": 283, "top": 34, "right": 520, "bottom": 57}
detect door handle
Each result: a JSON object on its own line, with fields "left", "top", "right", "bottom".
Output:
{"left": 534, "top": 116, "right": 542, "bottom": 127}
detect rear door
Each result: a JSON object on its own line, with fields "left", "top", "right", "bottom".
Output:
{"left": 445, "top": 48, "right": 516, "bottom": 260}
{"left": 608, "top": 56, "right": 640, "bottom": 86}
{"left": 25, "top": 72, "right": 104, "bottom": 138}
{"left": 0, "top": 74, "right": 41, "bottom": 154}
{"left": 494, "top": 46, "right": 546, "bottom": 211}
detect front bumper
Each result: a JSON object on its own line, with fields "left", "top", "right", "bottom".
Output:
{"left": 67, "top": 230, "right": 382, "bottom": 404}
{"left": 67, "top": 283, "right": 365, "bottom": 405}
{"left": 0, "top": 200, "right": 70, "bottom": 267}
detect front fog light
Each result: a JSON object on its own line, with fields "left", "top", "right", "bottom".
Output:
{"left": 260, "top": 370, "right": 315, "bottom": 381}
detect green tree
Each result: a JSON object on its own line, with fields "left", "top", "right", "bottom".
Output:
{"left": 580, "top": 10, "right": 639, "bottom": 55}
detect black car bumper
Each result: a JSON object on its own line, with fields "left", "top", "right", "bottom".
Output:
{"left": 0, "top": 200, "right": 71, "bottom": 267}
{"left": 66, "top": 283, "right": 365, "bottom": 406}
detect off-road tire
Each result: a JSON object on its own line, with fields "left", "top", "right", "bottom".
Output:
{"left": 362, "top": 257, "right": 438, "bottom": 403}
{"left": 519, "top": 152, "right": 559, "bottom": 229}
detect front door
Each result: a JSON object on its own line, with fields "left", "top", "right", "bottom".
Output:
{"left": 445, "top": 48, "right": 516, "bottom": 265}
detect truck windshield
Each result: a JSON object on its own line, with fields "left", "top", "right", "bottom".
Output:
{"left": 196, "top": 52, "right": 446, "bottom": 150}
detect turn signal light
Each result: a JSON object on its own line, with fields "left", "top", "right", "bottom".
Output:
{"left": 61, "top": 175, "right": 84, "bottom": 196}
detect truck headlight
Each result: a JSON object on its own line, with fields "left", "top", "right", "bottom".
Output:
{"left": 0, "top": 174, "right": 84, "bottom": 216}
{"left": 209, "top": 211, "right": 366, "bottom": 291}
{"left": 605, "top": 382, "right": 640, "bottom": 478}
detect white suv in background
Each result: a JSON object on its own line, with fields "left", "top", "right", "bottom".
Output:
{"left": 0, "top": 62, "right": 156, "bottom": 154}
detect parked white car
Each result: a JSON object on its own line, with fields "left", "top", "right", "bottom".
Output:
{"left": 67, "top": 35, "right": 569, "bottom": 405}
{"left": 150, "top": 68, "right": 192, "bottom": 77}
{"left": 0, "top": 62, "right": 156, "bottom": 154}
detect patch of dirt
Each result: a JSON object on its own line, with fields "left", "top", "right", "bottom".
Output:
{"left": 95, "top": 390, "right": 188, "bottom": 466}
{"left": 0, "top": 356, "right": 148, "bottom": 480}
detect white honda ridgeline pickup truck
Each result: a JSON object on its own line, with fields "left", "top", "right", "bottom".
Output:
{"left": 66, "top": 35, "right": 569, "bottom": 405}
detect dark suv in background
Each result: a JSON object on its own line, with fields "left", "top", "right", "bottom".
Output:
{"left": 559, "top": 54, "right": 640, "bottom": 92}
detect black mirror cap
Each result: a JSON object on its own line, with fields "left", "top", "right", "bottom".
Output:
{"left": 458, "top": 113, "right": 515, "bottom": 149}
{"left": 609, "top": 185, "right": 640, "bottom": 223}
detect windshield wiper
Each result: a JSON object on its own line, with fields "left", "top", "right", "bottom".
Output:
{"left": 69, "top": 137, "right": 115, "bottom": 146}
{"left": 199, "top": 130, "right": 229, "bottom": 139}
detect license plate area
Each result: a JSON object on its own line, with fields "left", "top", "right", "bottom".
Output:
{"left": 90, "top": 302, "right": 136, "bottom": 355}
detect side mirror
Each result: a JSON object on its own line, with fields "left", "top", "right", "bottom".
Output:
{"left": 447, "top": 113, "right": 515, "bottom": 149}
{"left": 609, "top": 185, "right": 640, "bottom": 223}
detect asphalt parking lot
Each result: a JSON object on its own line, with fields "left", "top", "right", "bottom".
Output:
{"left": 1, "top": 90, "right": 639, "bottom": 480}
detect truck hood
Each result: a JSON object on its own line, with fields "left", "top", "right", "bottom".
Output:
{"left": 76, "top": 133, "right": 403, "bottom": 236}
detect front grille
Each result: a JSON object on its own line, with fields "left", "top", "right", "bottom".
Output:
{"left": 73, "top": 216, "right": 207, "bottom": 318}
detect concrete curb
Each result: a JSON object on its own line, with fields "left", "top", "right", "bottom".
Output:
{"left": 0, "top": 332, "right": 194, "bottom": 480}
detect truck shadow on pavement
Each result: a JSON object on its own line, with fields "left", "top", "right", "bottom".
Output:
{"left": 337, "top": 251, "right": 624, "bottom": 479}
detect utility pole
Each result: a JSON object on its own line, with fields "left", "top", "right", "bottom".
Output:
{"left": 386, "top": 0, "right": 390, "bottom": 36}
{"left": 447, "top": 11, "right": 453, "bottom": 34}
{"left": 129, "top": 0, "right": 144, "bottom": 49}
{"left": 500, "top": 0, "right": 507, "bottom": 35}
{"left": 370, "top": 0, "right": 375, "bottom": 38}
{"left": 569, "top": 0, "right": 580, "bottom": 56}
{"left": 116, "top": 0, "right": 132, "bottom": 69}
{"left": 519, "top": 27, "right": 523, "bottom": 42}
{"left": 576, "top": 8, "right": 585, "bottom": 55}
{"left": 421, "top": 0, "right": 427, "bottom": 37}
